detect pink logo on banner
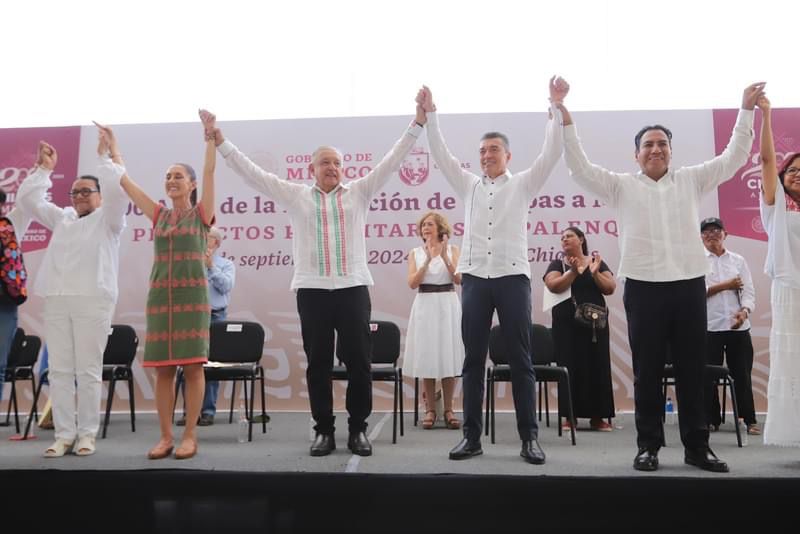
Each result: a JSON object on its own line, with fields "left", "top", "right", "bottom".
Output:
{"left": 398, "top": 146, "right": 430, "bottom": 186}
{"left": 713, "top": 108, "right": 800, "bottom": 241}
{"left": 0, "top": 126, "right": 80, "bottom": 252}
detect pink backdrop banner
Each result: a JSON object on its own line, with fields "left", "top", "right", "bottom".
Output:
{"left": 0, "top": 126, "right": 81, "bottom": 252}
{"left": 713, "top": 108, "right": 800, "bottom": 241}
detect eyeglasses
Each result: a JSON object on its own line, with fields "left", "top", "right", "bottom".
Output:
{"left": 702, "top": 227, "right": 723, "bottom": 236}
{"left": 785, "top": 167, "right": 800, "bottom": 176}
{"left": 69, "top": 188, "right": 99, "bottom": 198}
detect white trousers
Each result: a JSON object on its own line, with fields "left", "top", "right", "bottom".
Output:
{"left": 45, "top": 295, "right": 114, "bottom": 442}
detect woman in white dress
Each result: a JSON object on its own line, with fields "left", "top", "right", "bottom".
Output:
{"left": 758, "top": 95, "right": 800, "bottom": 447}
{"left": 404, "top": 211, "right": 465, "bottom": 429}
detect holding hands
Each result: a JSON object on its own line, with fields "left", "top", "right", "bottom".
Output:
{"left": 549, "top": 76, "right": 570, "bottom": 105}
{"left": 199, "top": 109, "right": 223, "bottom": 146}
{"left": 741, "top": 82, "right": 766, "bottom": 110}
{"left": 37, "top": 141, "right": 57, "bottom": 170}
{"left": 92, "top": 121, "right": 122, "bottom": 163}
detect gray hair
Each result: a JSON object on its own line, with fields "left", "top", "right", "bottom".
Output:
{"left": 208, "top": 226, "right": 223, "bottom": 243}
{"left": 480, "top": 132, "right": 510, "bottom": 151}
{"left": 311, "top": 145, "right": 344, "bottom": 165}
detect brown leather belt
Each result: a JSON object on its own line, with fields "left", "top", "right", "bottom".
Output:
{"left": 418, "top": 283, "right": 455, "bottom": 293}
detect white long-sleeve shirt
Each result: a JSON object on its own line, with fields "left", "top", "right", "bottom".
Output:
{"left": 705, "top": 248, "right": 755, "bottom": 331}
{"left": 425, "top": 109, "right": 563, "bottom": 279}
{"left": 218, "top": 122, "right": 422, "bottom": 290}
{"left": 564, "top": 109, "right": 754, "bottom": 282}
{"left": 16, "top": 157, "right": 127, "bottom": 302}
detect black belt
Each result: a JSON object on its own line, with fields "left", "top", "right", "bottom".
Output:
{"left": 418, "top": 284, "right": 455, "bottom": 293}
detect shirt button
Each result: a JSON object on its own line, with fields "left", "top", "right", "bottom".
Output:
{"left": 489, "top": 222, "right": 492, "bottom": 226}
{"left": 488, "top": 251, "right": 492, "bottom": 255}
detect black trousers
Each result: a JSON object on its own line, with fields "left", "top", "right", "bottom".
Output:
{"left": 624, "top": 277, "right": 709, "bottom": 451}
{"left": 296, "top": 286, "right": 372, "bottom": 435}
{"left": 706, "top": 330, "right": 756, "bottom": 426}
{"left": 460, "top": 274, "right": 537, "bottom": 442}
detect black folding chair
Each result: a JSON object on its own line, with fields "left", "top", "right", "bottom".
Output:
{"left": 486, "top": 323, "right": 576, "bottom": 445}
{"left": 173, "top": 321, "right": 267, "bottom": 441}
{"left": 3, "top": 329, "right": 40, "bottom": 433}
{"left": 333, "top": 320, "right": 403, "bottom": 443}
{"left": 100, "top": 325, "right": 139, "bottom": 438}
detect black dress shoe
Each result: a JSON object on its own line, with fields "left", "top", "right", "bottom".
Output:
{"left": 685, "top": 447, "right": 729, "bottom": 473}
{"left": 520, "top": 439, "right": 546, "bottom": 465}
{"left": 448, "top": 437, "right": 483, "bottom": 460}
{"left": 633, "top": 448, "right": 659, "bottom": 471}
{"left": 347, "top": 432, "right": 372, "bottom": 456}
{"left": 310, "top": 433, "right": 336, "bottom": 456}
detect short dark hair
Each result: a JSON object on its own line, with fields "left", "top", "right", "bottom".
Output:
{"left": 0, "top": 189, "right": 7, "bottom": 205}
{"left": 778, "top": 152, "right": 800, "bottom": 196}
{"left": 77, "top": 175, "right": 100, "bottom": 193}
{"left": 480, "top": 132, "right": 510, "bottom": 151}
{"left": 634, "top": 125, "right": 673, "bottom": 152}
{"left": 174, "top": 163, "right": 198, "bottom": 206}
{"left": 563, "top": 226, "right": 589, "bottom": 256}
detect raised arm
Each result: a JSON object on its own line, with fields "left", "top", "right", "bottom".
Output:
{"left": 758, "top": 95, "right": 777, "bottom": 206}
{"left": 350, "top": 97, "right": 424, "bottom": 200}
{"left": 91, "top": 122, "right": 128, "bottom": 234}
{"left": 518, "top": 76, "right": 567, "bottom": 197}
{"left": 690, "top": 82, "right": 763, "bottom": 195}
{"left": 562, "top": 91, "right": 622, "bottom": 203}
{"left": 198, "top": 109, "right": 216, "bottom": 222}
{"left": 95, "top": 122, "right": 159, "bottom": 222}
{"left": 15, "top": 142, "right": 68, "bottom": 230}
{"left": 421, "top": 86, "right": 478, "bottom": 198}
{"left": 208, "top": 114, "right": 303, "bottom": 208}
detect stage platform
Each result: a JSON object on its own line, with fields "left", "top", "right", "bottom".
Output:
{"left": 2, "top": 411, "right": 799, "bottom": 532}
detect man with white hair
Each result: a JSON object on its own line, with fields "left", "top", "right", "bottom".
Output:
{"left": 204, "top": 100, "right": 425, "bottom": 456}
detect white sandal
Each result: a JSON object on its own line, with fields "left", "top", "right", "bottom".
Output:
{"left": 44, "top": 439, "right": 75, "bottom": 458}
{"left": 75, "top": 435, "right": 96, "bottom": 456}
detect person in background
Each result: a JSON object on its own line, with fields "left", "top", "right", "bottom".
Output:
{"left": 0, "top": 188, "right": 32, "bottom": 418}
{"left": 544, "top": 226, "right": 616, "bottom": 432}
{"left": 404, "top": 211, "right": 464, "bottom": 430}
{"left": 699, "top": 216, "right": 759, "bottom": 435}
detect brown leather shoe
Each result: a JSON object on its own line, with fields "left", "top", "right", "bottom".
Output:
{"left": 147, "top": 443, "right": 174, "bottom": 460}
{"left": 174, "top": 440, "right": 198, "bottom": 460}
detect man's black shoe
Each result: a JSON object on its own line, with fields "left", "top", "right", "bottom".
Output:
{"left": 347, "top": 432, "right": 372, "bottom": 456}
{"left": 633, "top": 448, "right": 659, "bottom": 471}
{"left": 310, "top": 433, "right": 336, "bottom": 456}
{"left": 520, "top": 439, "right": 546, "bottom": 464}
{"left": 685, "top": 447, "right": 729, "bottom": 473}
{"left": 448, "top": 437, "right": 483, "bottom": 460}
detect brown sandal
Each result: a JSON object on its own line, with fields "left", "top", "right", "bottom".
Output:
{"left": 422, "top": 410, "right": 437, "bottom": 429}
{"left": 443, "top": 410, "right": 461, "bottom": 429}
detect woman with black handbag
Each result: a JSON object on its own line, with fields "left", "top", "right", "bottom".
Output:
{"left": 544, "top": 226, "right": 616, "bottom": 432}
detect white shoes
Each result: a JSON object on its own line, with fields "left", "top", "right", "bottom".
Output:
{"left": 43, "top": 435, "right": 96, "bottom": 457}
{"left": 43, "top": 439, "right": 74, "bottom": 458}
{"left": 75, "top": 435, "right": 96, "bottom": 456}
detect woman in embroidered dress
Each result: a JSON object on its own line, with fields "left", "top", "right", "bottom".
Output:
{"left": 757, "top": 95, "right": 800, "bottom": 447}
{"left": 403, "top": 211, "right": 464, "bottom": 429}
{"left": 99, "top": 110, "right": 216, "bottom": 459}
{"left": 543, "top": 226, "right": 616, "bottom": 432}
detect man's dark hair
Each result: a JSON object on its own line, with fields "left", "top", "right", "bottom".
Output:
{"left": 634, "top": 125, "right": 673, "bottom": 152}
{"left": 481, "top": 132, "right": 510, "bottom": 151}
{"left": 77, "top": 175, "right": 101, "bottom": 193}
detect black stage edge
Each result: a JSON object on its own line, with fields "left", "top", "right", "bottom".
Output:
{"left": 4, "top": 470, "right": 799, "bottom": 533}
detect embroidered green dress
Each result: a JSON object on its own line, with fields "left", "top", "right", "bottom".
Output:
{"left": 142, "top": 204, "right": 212, "bottom": 367}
